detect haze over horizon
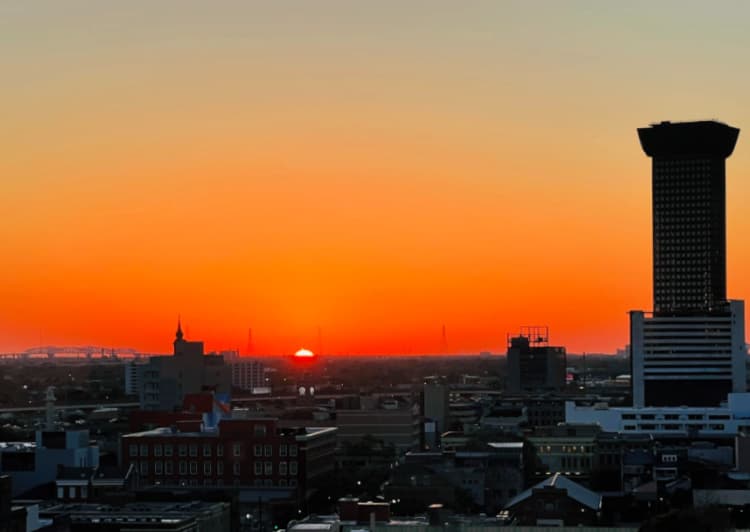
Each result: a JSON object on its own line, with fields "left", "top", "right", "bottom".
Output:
{"left": 3, "top": 1, "right": 750, "bottom": 355}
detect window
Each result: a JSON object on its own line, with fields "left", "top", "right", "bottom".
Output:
{"left": 234, "top": 443, "right": 242, "bottom": 457}
{"left": 189, "top": 444, "right": 198, "bottom": 457}
{"left": 57, "top": 486, "right": 64, "bottom": 499}
{"left": 279, "top": 461, "right": 288, "bottom": 476}
{"left": 165, "top": 444, "right": 173, "bottom": 457}
{"left": 254, "top": 461, "right": 263, "bottom": 475}
{"left": 190, "top": 462, "right": 198, "bottom": 475}
{"left": 140, "top": 444, "right": 149, "bottom": 457}
{"left": 217, "top": 445, "right": 224, "bottom": 457}
{"left": 264, "top": 479, "right": 273, "bottom": 486}
{"left": 217, "top": 462, "right": 224, "bottom": 475}
{"left": 203, "top": 444, "right": 211, "bottom": 457}
{"left": 140, "top": 461, "right": 149, "bottom": 475}
{"left": 253, "top": 444, "right": 262, "bottom": 457}
{"left": 265, "top": 462, "right": 273, "bottom": 475}
{"left": 290, "top": 479, "right": 298, "bottom": 487}
{"left": 280, "top": 479, "right": 287, "bottom": 487}
{"left": 279, "top": 444, "right": 287, "bottom": 457}
{"left": 129, "top": 444, "right": 138, "bottom": 457}
{"left": 254, "top": 425, "right": 267, "bottom": 437}
{"left": 179, "top": 461, "right": 187, "bottom": 475}
{"left": 264, "top": 444, "right": 273, "bottom": 457}
{"left": 154, "top": 444, "right": 162, "bottom": 457}
{"left": 81, "top": 485, "right": 88, "bottom": 499}
{"left": 289, "top": 461, "right": 298, "bottom": 475}
{"left": 179, "top": 444, "right": 187, "bottom": 457}
{"left": 69, "top": 486, "right": 76, "bottom": 499}
{"left": 289, "top": 445, "right": 298, "bottom": 457}
{"left": 204, "top": 462, "right": 212, "bottom": 475}
{"left": 155, "top": 461, "right": 163, "bottom": 475}
{"left": 165, "top": 461, "right": 174, "bottom": 475}
{"left": 234, "top": 462, "right": 241, "bottom": 476}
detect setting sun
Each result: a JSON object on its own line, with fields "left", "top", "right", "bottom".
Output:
{"left": 294, "top": 349, "right": 315, "bottom": 358}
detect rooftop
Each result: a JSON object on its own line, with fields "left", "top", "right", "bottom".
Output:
{"left": 638, "top": 120, "right": 740, "bottom": 158}
{"left": 505, "top": 473, "right": 602, "bottom": 511}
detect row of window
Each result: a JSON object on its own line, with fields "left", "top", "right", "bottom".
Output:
{"left": 560, "top": 456, "right": 590, "bottom": 470}
{"left": 128, "top": 442, "right": 298, "bottom": 458}
{"left": 536, "top": 445, "right": 592, "bottom": 454}
{"left": 137, "top": 460, "right": 299, "bottom": 476}
{"left": 622, "top": 423, "right": 725, "bottom": 431}
{"left": 157, "top": 478, "right": 298, "bottom": 488}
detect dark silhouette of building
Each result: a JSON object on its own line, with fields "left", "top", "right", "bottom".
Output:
{"left": 637, "top": 120, "right": 739, "bottom": 315}
{"left": 632, "top": 120, "right": 745, "bottom": 408}
{"left": 506, "top": 327, "right": 566, "bottom": 393}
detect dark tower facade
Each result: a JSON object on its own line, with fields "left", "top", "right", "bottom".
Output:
{"left": 637, "top": 120, "right": 739, "bottom": 315}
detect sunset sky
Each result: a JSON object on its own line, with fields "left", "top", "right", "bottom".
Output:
{"left": 3, "top": 1, "right": 750, "bottom": 355}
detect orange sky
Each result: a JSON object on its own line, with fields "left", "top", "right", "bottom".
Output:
{"left": 3, "top": 2, "right": 750, "bottom": 355}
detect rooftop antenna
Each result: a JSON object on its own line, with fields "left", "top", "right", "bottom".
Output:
{"left": 441, "top": 324, "right": 448, "bottom": 354}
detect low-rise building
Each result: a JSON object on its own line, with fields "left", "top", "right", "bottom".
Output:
{"left": 120, "top": 417, "right": 336, "bottom": 499}
{"left": 527, "top": 424, "right": 600, "bottom": 485}
{"left": 504, "top": 473, "right": 602, "bottom": 527}
{"left": 336, "top": 399, "right": 420, "bottom": 454}
{"left": 39, "top": 500, "right": 231, "bottom": 531}
{"left": 0, "top": 430, "right": 99, "bottom": 497}
{"left": 565, "top": 393, "right": 750, "bottom": 437}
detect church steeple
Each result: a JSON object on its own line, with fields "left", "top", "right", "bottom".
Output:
{"left": 175, "top": 317, "right": 184, "bottom": 342}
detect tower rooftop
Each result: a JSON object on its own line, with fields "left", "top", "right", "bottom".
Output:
{"left": 638, "top": 120, "right": 739, "bottom": 159}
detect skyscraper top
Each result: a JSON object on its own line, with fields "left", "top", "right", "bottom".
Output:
{"left": 638, "top": 120, "right": 739, "bottom": 159}
{"left": 638, "top": 119, "right": 740, "bottom": 314}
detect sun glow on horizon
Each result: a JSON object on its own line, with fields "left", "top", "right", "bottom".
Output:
{"left": 294, "top": 348, "right": 315, "bottom": 358}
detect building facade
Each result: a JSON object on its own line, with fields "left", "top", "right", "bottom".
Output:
{"left": 506, "top": 327, "right": 566, "bottom": 393}
{"left": 0, "top": 430, "right": 99, "bottom": 497}
{"left": 631, "top": 302, "right": 746, "bottom": 408}
{"left": 139, "top": 323, "right": 232, "bottom": 411}
{"left": 120, "top": 418, "right": 336, "bottom": 497}
{"left": 633, "top": 120, "right": 745, "bottom": 408}
{"left": 638, "top": 120, "right": 739, "bottom": 315}
{"left": 231, "top": 360, "right": 266, "bottom": 391}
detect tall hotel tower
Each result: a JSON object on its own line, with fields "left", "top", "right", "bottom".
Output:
{"left": 632, "top": 121, "right": 745, "bottom": 407}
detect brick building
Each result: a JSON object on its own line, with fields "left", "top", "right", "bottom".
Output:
{"left": 120, "top": 418, "right": 336, "bottom": 498}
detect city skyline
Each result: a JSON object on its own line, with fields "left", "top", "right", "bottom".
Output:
{"left": 4, "top": 2, "right": 750, "bottom": 355}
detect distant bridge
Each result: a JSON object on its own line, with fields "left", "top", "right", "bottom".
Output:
{"left": 0, "top": 346, "right": 167, "bottom": 361}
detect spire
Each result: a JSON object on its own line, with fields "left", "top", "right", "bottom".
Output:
{"left": 176, "top": 316, "right": 184, "bottom": 342}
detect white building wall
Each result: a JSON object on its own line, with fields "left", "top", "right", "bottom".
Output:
{"left": 566, "top": 393, "right": 750, "bottom": 437}
{"left": 630, "top": 300, "right": 745, "bottom": 408}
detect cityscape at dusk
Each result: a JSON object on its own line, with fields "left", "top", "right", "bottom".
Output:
{"left": 5, "top": 3, "right": 750, "bottom": 532}
{"left": 4, "top": 2, "right": 750, "bottom": 355}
